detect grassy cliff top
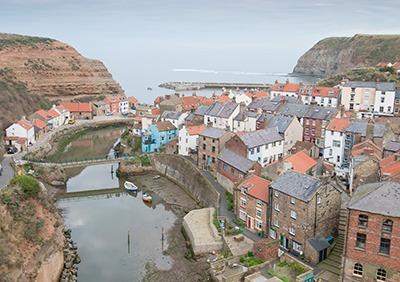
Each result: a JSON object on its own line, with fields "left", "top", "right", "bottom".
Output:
{"left": 0, "top": 33, "right": 55, "bottom": 50}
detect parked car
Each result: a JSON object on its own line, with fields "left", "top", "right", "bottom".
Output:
{"left": 7, "top": 147, "right": 18, "bottom": 154}
{"left": 68, "top": 119, "right": 75, "bottom": 124}
{"left": 105, "top": 111, "right": 113, "bottom": 116}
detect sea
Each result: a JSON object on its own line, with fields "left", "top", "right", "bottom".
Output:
{"left": 129, "top": 68, "right": 321, "bottom": 104}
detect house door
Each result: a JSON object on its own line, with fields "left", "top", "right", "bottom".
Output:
{"left": 319, "top": 248, "right": 327, "bottom": 262}
{"left": 247, "top": 216, "right": 254, "bottom": 229}
{"left": 207, "top": 156, "right": 210, "bottom": 166}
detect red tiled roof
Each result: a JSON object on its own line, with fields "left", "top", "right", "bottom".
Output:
{"left": 324, "top": 162, "right": 334, "bottom": 170}
{"left": 33, "top": 119, "right": 47, "bottom": 129}
{"left": 326, "top": 118, "right": 350, "bottom": 132}
{"left": 48, "top": 109, "right": 60, "bottom": 118}
{"left": 154, "top": 96, "right": 162, "bottom": 104}
{"left": 152, "top": 108, "right": 160, "bottom": 115}
{"left": 379, "top": 155, "right": 395, "bottom": 167}
{"left": 60, "top": 103, "right": 93, "bottom": 112}
{"left": 218, "top": 96, "right": 232, "bottom": 102}
{"left": 392, "top": 63, "right": 400, "bottom": 69}
{"left": 381, "top": 161, "right": 400, "bottom": 180}
{"left": 186, "top": 125, "right": 206, "bottom": 135}
{"left": 311, "top": 87, "right": 339, "bottom": 98}
{"left": 344, "top": 112, "right": 352, "bottom": 118}
{"left": 128, "top": 96, "right": 138, "bottom": 102}
{"left": 181, "top": 96, "right": 201, "bottom": 109}
{"left": 36, "top": 109, "right": 50, "bottom": 120}
{"left": 352, "top": 140, "right": 383, "bottom": 152}
{"left": 246, "top": 91, "right": 269, "bottom": 99}
{"left": 241, "top": 175, "right": 270, "bottom": 203}
{"left": 16, "top": 137, "right": 27, "bottom": 145}
{"left": 134, "top": 116, "right": 142, "bottom": 121}
{"left": 297, "top": 85, "right": 313, "bottom": 96}
{"left": 378, "top": 63, "right": 389, "bottom": 67}
{"left": 272, "top": 83, "right": 299, "bottom": 92}
{"left": 18, "top": 119, "right": 33, "bottom": 130}
{"left": 284, "top": 151, "right": 317, "bottom": 173}
{"left": 351, "top": 148, "right": 381, "bottom": 160}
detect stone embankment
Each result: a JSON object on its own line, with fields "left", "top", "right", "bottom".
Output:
{"left": 159, "top": 81, "right": 272, "bottom": 91}
{"left": 58, "top": 229, "right": 81, "bottom": 282}
{"left": 152, "top": 154, "right": 219, "bottom": 207}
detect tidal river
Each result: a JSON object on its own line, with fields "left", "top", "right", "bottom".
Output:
{"left": 56, "top": 126, "right": 203, "bottom": 281}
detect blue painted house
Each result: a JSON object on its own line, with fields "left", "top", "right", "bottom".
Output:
{"left": 142, "top": 121, "right": 177, "bottom": 152}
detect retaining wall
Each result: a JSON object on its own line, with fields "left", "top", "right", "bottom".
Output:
{"left": 153, "top": 154, "right": 219, "bottom": 207}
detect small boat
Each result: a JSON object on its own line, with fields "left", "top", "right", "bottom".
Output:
{"left": 153, "top": 175, "right": 160, "bottom": 180}
{"left": 142, "top": 193, "right": 152, "bottom": 203}
{"left": 124, "top": 181, "right": 138, "bottom": 192}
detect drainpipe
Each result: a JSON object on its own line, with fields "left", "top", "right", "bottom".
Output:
{"left": 314, "top": 192, "right": 318, "bottom": 237}
{"left": 341, "top": 208, "right": 351, "bottom": 281}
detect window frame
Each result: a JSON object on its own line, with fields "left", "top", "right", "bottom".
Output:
{"left": 356, "top": 233, "right": 366, "bottom": 250}
{"left": 353, "top": 263, "right": 363, "bottom": 277}
{"left": 379, "top": 238, "right": 391, "bottom": 255}
{"left": 358, "top": 214, "right": 368, "bottom": 227}
{"left": 382, "top": 219, "right": 393, "bottom": 233}
{"left": 377, "top": 268, "right": 387, "bottom": 282}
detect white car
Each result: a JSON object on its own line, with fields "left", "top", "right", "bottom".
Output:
{"left": 105, "top": 111, "right": 113, "bottom": 116}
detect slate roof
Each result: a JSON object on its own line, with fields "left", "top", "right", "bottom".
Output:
{"left": 218, "top": 149, "right": 255, "bottom": 173}
{"left": 305, "top": 106, "right": 338, "bottom": 120}
{"left": 185, "top": 113, "right": 194, "bottom": 121}
{"left": 270, "top": 170, "right": 321, "bottom": 202}
{"left": 307, "top": 236, "right": 330, "bottom": 252}
{"left": 373, "top": 123, "right": 386, "bottom": 137}
{"left": 248, "top": 99, "right": 282, "bottom": 112}
{"left": 348, "top": 181, "right": 400, "bottom": 217}
{"left": 385, "top": 141, "right": 400, "bottom": 152}
{"left": 266, "top": 116, "right": 293, "bottom": 133}
{"left": 233, "top": 111, "right": 259, "bottom": 121}
{"left": 346, "top": 121, "right": 367, "bottom": 136}
{"left": 238, "top": 127, "right": 283, "bottom": 148}
{"left": 395, "top": 90, "right": 400, "bottom": 98}
{"left": 161, "top": 110, "right": 183, "bottom": 120}
{"left": 257, "top": 113, "right": 266, "bottom": 122}
{"left": 271, "top": 95, "right": 299, "bottom": 103}
{"left": 343, "top": 81, "right": 396, "bottom": 91}
{"left": 276, "top": 103, "right": 311, "bottom": 118}
{"left": 205, "top": 102, "right": 238, "bottom": 118}
{"left": 194, "top": 105, "right": 210, "bottom": 116}
{"left": 199, "top": 127, "right": 227, "bottom": 139}
{"left": 93, "top": 101, "right": 109, "bottom": 107}
{"left": 155, "top": 121, "right": 177, "bottom": 132}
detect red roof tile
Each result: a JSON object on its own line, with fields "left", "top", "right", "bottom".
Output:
{"left": 33, "top": 119, "right": 47, "bottom": 129}
{"left": 381, "top": 161, "right": 400, "bottom": 180}
{"left": 152, "top": 108, "right": 160, "bottom": 115}
{"left": 18, "top": 120, "right": 33, "bottom": 130}
{"left": 60, "top": 103, "right": 93, "bottom": 112}
{"left": 48, "top": 109, "right": 60, "bottom": 118}
{"left": 36, "top": 109, "right": 51, "bottom": 120}
{"left": 326, "top": 118, "right": 350, "bottom": 132}
{"left": 379, "top": 155, "right": 395, "bottom": 167}
{"left": 186, "top": 125, "right": 206, "bottom": 135}
{"left": 284, "top": 151, "right": 317, "bottom": 173}
{"left": 352, "top": 140, "right": 383, "bottom": 152}
{"left": 241, "top": 175, "right": 270, "bottom": 203}
{"left": 311, "top": 87, "right": 339, "bottom": 98}
{"left": 128, "top": 96, "right": 138, "bottom": 102}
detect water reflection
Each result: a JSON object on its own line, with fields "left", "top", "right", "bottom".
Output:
{"left": 58, "top": 164, "right": 175, "bottom": 281}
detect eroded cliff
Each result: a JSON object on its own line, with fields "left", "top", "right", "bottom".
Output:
{"left": 293, "top": 34, "right": 400, "bottom": 77}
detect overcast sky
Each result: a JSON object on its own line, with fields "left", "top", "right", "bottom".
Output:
{"left": 1, "top": 0, "right": 400, "bottom": 101}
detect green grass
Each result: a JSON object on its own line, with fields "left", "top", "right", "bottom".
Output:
{"left": 225, "top": 191, "right": 233, "bottom": 211}
{"left": 0, "top": 33, "right": 54, "bottom": 50}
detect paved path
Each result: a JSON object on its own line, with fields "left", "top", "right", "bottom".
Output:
{"left": 185, "top": 157, "right": 261, "bottom": 242}
{"left": 0, "top": 154, "right": 20, "bottom": 189}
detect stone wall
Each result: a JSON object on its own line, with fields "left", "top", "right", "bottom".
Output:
{"left": 253, "top": 239, "right": 280, "bottom": 262}
{"left": 216, "top": 172, "right": 235, "bottom": 193}
{"left": 153, "top": 154, "right": 219, "bottom": 207}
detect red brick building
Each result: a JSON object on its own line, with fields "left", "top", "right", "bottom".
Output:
{"left": 342, "top": 181, "right": 400, "bottom": 282}
{"left": 233, "top": 175, "right": 270, "bottom": 233}
{"left": 303, "top": 105, "right": 338, "bottom": 148}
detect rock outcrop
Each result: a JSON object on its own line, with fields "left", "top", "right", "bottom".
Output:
{"left": 293, "top": 34, "right": 400, "bottom": 77}
{"left": 0, "top": 33, "right": 125, "bottom": 101}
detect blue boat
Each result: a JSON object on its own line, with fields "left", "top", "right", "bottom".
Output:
{"left": 124, "top": 181, "right": 138, "bottom": 192}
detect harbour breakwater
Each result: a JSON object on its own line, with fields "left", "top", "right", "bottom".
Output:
{"left": 159, "top": 81, "right": 272, "bottom": 91}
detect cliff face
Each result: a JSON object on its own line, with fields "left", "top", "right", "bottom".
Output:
{"left": 0, "top": 33, "right": 125, "bottom": 101}
{"left": 293, "top": 34, "right": 400, "bottom": 77}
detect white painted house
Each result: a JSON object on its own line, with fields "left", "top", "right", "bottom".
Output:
{"left": 204, "top": 102, "right": 240, "bottom": 131}
{"left": 178, "top": 125, "right": 206, "bottom": 156}
{"left": 323, "top": 118, "right": 350, "bottom": 174}
{"left": 232, "top": 110, "right": 262, "bottom": 133}
{"left": 236, "top": 127, "right": 284, "bottom": 167}
{"left": 161, "top": 110, "right": 188, "bottom": 129}
{"left": 5, "top": 119, "right": 35, "bottom": 149}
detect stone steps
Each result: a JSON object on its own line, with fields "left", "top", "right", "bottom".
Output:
{"left": 318, "top": 261, "right": 342, "bottom": 276}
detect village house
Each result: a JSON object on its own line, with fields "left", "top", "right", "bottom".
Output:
{"left": 342, "top": 181, "right": 400, "bottom": 282}
{"left": 132, "top": 116, "right": 143, "bottom": 135}
{"left": 299, "top": 86, "right": 341, "bottom": 108}
{"left": 178, "top": 125, "right": 206, "bottom": 156}
{"left": 5, "top": 119, "right": 35, "bottom": 150}
{"left": 294, "top": 141, "right": 320, "bottom": 159}
{"left": 266, "top": 115, "right": 303, "bottom": 155}
{"left": 127, "top": 96, "right": 139, "bottom": 109}
{"left": 60, "top": 103, "right": 93, "bottom": 120}
{"left": 141, "top": 121, "right": 177, "bottom": 153}
{"left": 160, "top": 110, "right": 188, "bottom": 130}
{"left": 394, "top": 90, "right": 400, "bottom": 116}
{"left": 197, "top": 127, "right": 234, "bottom": 170}
{"left": 216, "top": 148, "right": 261, "bottom": 193}
{"left": 269, "top": 171, "right": 341, "bottom": 262}
{"left": 93, "top": 101, "right": 111, "bottom": 116}
{"left": 192, "top": 105, "right": 209, "bottom": 124}
{"left": 180, "top": 95, "right": 202, "bottom": 113}
{"left": 233, "top": 175, "right": 271, "bottom": 234}
{"left": 263, "top": 150, "right": 318, "bottom": 181}
{"left": 323, "top": 118, "right": 350, "bottom": 175}
{"left": 383, "top": 141, "right": 400, "bottom": 158}
{"left": 269, "top": 80, "right": 300, "bottom": 100}
{"left": 103, "top": 95, "right": 129, "bottom": 113}
{"left": 232, "top": 110, "right": 263, "bottom": 133}
{"left": 275, "top": 102, "right": 311, "bottom": 126}
{"left": 227, "top": 91, "right": 252, "bottom": 105}
{"left": 247, "top": 99, "right": 282, "bottom": 114}
{"left": 341, "top": 81, "right": 396, "bottom": 116}
{"left": 159, "top": 94, "right": 183, "bottom": 114}
{"left": 225, "top": 127, "right": 284, "bottom": 167}
{"left": 47, "top": 107, "right": 63, "bottom": 127}
{"left": 203, "top": 102, "right": 240, "bottom": 131}
{"left": 303, "top": 106, "right": 338, "bottom": 149}
{"left": 348, "top": 141, "right": 382, "bottom": 194}
{"left": 29, "top": 109, "right": 52, "bottom": 130}
{"left": 32, "top": 119, "right": 48, "bottom": 140}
